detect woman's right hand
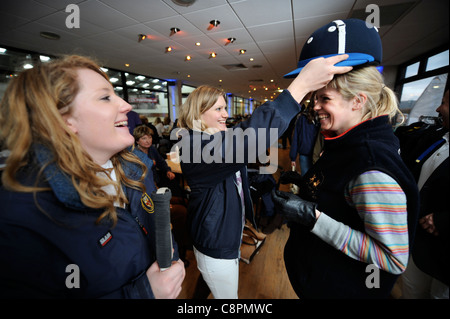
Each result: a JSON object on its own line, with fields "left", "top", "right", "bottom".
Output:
{"left": 146, "top": 259, "right": 185, "bottom": 299}
{"left": 287, "top": 54, "right": 353, "bottom": 103}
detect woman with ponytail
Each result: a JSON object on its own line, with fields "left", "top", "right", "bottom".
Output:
{"left": 274, "top": 18, "right": 421, "bottom": 298}
{"left": 274, "top": 64, "right": 420, "bottom": 298}
{"left": 0, "top": 55, "right": 185, "bottom": 298}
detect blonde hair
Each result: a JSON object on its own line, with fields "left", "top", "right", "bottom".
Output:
{"left": 178, "top": 85, "right": 226, "bottom": 130}
{"left": 0, "top": 55, "right": 147, "bottom": 226}
{"left": 327, "top": 66, "right": 403, "bottom": 124}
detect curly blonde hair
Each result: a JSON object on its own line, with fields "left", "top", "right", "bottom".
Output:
{"left": 0, "top": 55, "right": 147, "bottom": 226}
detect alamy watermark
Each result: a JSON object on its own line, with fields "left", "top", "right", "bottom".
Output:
{"left": 63, "top": 3, "right": 380, "bottom": 30}
{"left": 65, "top": 264, "right": 80, "bottom": 289}
{"left": 366, "top": 4, "right": 380, "bottom": 29}
{"left": 169, "top": 124, "right": 279, "bottom": 174}
{"left": 65, "top": 4, "right": 80, "bottom": 29}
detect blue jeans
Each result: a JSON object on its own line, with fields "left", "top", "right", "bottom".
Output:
{"left": 299, "top": 155, "right": 312, "bottom": 176}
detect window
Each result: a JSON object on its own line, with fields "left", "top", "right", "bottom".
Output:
{"left": 400, "top": 74, "right": 447, "bottom": 124}
{"left": 0, "top": 45, "right": 170, "bottom": 119}
{"left": 396, "top": 45, "right": 449, "bottom": 125}
{"left": 426, "top": 50, "right": 449, "bottom": 72}
{"left": 405, "top": 61, "right": 420, "bottom": 78}
{"left": 0, "top": 46, "right": 45, "bottom": 100}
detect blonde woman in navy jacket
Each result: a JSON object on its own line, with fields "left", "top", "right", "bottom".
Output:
{"left": 175, "top": 55, "right": 352, "bottom": 299}
{"left": 0, "top": 55, "right": 185, "bottom": 298}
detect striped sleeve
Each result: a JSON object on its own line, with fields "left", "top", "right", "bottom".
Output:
{"left": 311, "top": 170, "right": 409, "bottom": 274}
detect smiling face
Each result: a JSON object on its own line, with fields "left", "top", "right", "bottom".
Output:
{"left": 200, "top": 95, "right": 228, "bottom": 132}
{"left": 313, "top": 87, "right": 364, "bottom": 136}
{"left": 63, "top": 68, "right": 135, "bottom": 164}
{"left": 137, "top": 134, "right": 153, "bottom": 150}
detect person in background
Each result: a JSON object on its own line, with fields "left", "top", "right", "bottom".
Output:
{"left": 162, "top": 116, "right": 173, "bottom": 136}
{"left": 0, "top": 55, "right": 185, "bottom": 298}
{"left": 289, "top": 98, "right": 319, "bottom": 176}
{"left": 154, "top": 117, "right": 164, "bottom": 138}
{"left": 126, "top": 109, "right": 141, "bottom": 135}
{"left": 133, "top": 125, "right": 175, "bottom": 186}
{"left": 400, "top": 88, "right": 449, "bottom": 299}
{"left": 176, "top": 54, "right": 352, "bottom": 299}
{"left": 273, "top": 19, "right": 419, "bottom": 298}
{"left": 139, "top": 115, "right": 160, "bottom": 147}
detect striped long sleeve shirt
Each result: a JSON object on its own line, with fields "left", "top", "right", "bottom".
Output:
{"left": 311, "top": 170, "right": 409, "bottom": 275}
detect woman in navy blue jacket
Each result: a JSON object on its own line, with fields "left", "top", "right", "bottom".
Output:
{"left": 174, "top": 55, "right": 352, "bottom": 298}
{"left": 0, "top": 55, "right": 185, "bottom": 298}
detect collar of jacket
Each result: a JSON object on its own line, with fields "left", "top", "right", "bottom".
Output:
{"left": 321, "top": 115, "right": 395, "bottom": 149}
{"left": 33, "top": 145, "right": 141, "bottom": 211}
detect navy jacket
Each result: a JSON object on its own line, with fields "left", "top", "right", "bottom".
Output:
{"left": 0, "top": 146, "right": 177, "bottom": 298}
{"left": 178, "top": 90, "right": 300, "bottom": 259}
{"left": 289, "top": 113, "right": 319, "bottom": 160}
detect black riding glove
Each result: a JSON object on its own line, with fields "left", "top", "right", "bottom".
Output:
{"left": 279, "top": 170, "right": 303, "bottom": 187}
{"left": 271, "top": 190, "right": 318, "bottom": 230}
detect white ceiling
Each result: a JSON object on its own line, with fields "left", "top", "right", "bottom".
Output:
{"left": 0, "top": 0, "right": 448, "bottom": 101}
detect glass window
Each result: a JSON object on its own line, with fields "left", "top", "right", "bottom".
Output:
{"left": 124, "top": 72, "right": 168, "bottom": 117}
{"left": 400, "top": 73, "right": 448, "bottom": 124}
{"left": 181, "top": 84, "right": 195, "bottom": 105}
{"left": 101, "top": 68, "right": 123, "bottom": 86}
{"left": 426, "top": 49, "right": 449, "bottom": 72}
{"left": 113, "top": 86, "right": 124, "bottom": 99}
{"left": 405, "top": 61, "right": 420, "bottom": 78}
{"left": 0, "top": 47, "right": 36, "bottom": 100}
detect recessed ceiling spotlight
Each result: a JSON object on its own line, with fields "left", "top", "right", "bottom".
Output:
{"left": 209, "top": 52, "right": 217, "bottom": 58}
{"left": 185, "top": 55, "right": 192, "bottom": 61}
{"left": 170, "top": 27, "right": 180, "bottom": 36}
{"left": 208, "top": 19, "right": 220, "bottom": 30}
{"left": 225, "top": 37, "right": 236, "bottom": 45}
{"left": 239, "top": 49, "right": 246, "bottom": 55}
{"left": 138, "top": 34, "right": 147, "bottom": 42}
{"left": 171, "top": 0, "right": 196, "bottom": 7}
{"left": 165, "top": 46, "right": 173, "bottom": 53}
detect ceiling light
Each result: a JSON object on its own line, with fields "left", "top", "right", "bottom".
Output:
{"left": 225, "top": 37, "right": 236, "bottom": 45}
{"left": 138, "top": 34, "right": 147, "bottom": 42}
{"left": 185, "top": 55, "right": 191, "bottom": 61}
{"left": 171, "top": 0, "right": 196, "bottom": 7}
{"left": 170, "top": 27, "right": 180, "bottom": 36}
{"left": 39, "top": 55, "right": 50, "bottom": 62}
{"left": 239, "top": 49, "right": 246, "bottom": 55}
{"left": 40, "top": 31, "right": 60, "bottom": 40}
{"left": 165, "top": 46, "right": 173, "bottom": 53}
{"left": 208, "top": 19, "right": 220, "bottom": 30}
{"left": 209, "top": 52, "right": 217, "bottom": 59}
{"left": 195, "top": 42, "right": 201, "bottom": 46}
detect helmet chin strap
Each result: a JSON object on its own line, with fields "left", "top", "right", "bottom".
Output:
{"left": 333, "top": 20, "right": 346, "bottom": 54}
